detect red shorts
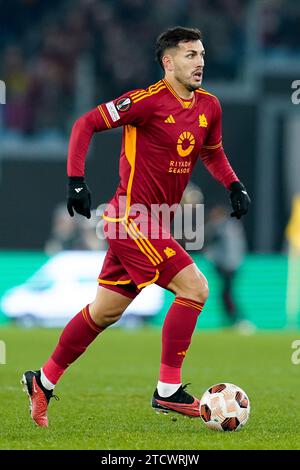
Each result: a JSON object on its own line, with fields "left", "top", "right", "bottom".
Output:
{"left": 98, "top": 219, "right": 194, "bottom": 299}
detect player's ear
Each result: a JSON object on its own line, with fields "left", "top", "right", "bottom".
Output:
{"left": 162, "top": 54, "right": 174, "bottom": 72}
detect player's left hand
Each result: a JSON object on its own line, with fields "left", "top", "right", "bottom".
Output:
{"left": 67, "top": 176, "right": 91, "bottom": 219}
{"left": 229, "top": 181, "right": 251, "bottom": 219}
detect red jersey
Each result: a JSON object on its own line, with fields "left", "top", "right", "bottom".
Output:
{"left": 68, "top": 79, "right": 238, "bottom": 221}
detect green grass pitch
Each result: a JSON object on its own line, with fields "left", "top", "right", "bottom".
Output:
{"left": 0, "top": 326, "right": 300, "bottom": 450}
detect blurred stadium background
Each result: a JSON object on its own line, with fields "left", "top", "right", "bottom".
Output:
{"left": 0, "top": 0, "right": 300, "bottom": 330}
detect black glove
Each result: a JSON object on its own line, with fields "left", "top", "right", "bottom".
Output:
{"left": 229, "top": 181, "right": 250, "bottom": 219}
{"left": 67, "top": 176, "right": 91, "bottom": 219}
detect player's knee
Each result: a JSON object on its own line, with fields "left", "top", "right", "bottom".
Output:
{"left": 101, "top": 311, "right": 123, "bottom": 327}
{"left": 199, "top": 279, "right": 209, "bottom": 303}
{"left": 189, "top": 277, "right": 209, "bottom": 303}
{"left": 175, "top": 273, "right": 209, "bottom": 304}
{"left": 90, "top": 303, "right": 124, "bottom": 328}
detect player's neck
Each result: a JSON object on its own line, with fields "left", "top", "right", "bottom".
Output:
{"left": 164, "top": 76, "right": 194, "bottom": 100}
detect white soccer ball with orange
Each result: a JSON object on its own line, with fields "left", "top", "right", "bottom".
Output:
{"left": 199, "top": 383, "right": 250, "bottom": 431}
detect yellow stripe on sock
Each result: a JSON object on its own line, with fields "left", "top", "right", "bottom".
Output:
{"left": 174, "top": 299, "right": 204, "bottom": 311}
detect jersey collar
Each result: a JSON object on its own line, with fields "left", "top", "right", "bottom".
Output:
{"left": 163, "top": 79, "right": 196, "bottom": 109}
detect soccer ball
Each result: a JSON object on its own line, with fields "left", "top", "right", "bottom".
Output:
{"left": 200, "top": 383, "right": 250, "bottom": 431}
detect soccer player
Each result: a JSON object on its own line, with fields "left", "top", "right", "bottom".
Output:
{"left": 22, "top": 27, "right": 250, "bottom": 427}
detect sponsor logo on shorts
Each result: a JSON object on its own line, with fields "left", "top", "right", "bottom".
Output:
{"left": 164, "top": 247, "right": 176, "bottom": 258}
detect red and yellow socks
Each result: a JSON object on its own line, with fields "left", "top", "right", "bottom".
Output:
{"left": 158, "top": 297, "right": 204, "bottom": 393}
{"left": 42, "top": 305, "right": 104, "bottom": 386}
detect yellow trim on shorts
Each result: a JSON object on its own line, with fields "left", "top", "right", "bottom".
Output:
{"left": 137, "top": 269, "right": 160, "bottom": 289}
{"left": 98, "top": 278, "right": 132, "bottom": 285}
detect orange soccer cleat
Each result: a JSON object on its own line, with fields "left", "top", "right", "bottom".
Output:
{"left": 21, "top": 370, "right": 58, "bottom": 427}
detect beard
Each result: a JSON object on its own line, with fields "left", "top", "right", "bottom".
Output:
{"left": 186, "top": 83, "right": 200, "bottom": 91}
{"left": 174, "top": 72, "right": 201, "bottom": 91}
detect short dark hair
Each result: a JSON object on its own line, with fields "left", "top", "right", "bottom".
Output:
{"left": 155, "top": 26, "right": 203, "bottom": 70}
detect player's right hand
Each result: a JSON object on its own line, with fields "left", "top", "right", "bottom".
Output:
{"left": 67, "top": 176, "right": 91, "bottom": 219}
